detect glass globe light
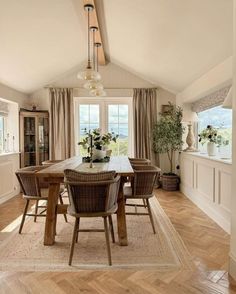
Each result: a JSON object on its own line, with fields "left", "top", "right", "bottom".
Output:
{"left": 77, "top": 67, "right": 101, "bottom": 81}
{"left": 84, "top": 80, "right": 104, "bottom": 91}
{"left": 90, "top": 88, "right": 106, "bottom": 97}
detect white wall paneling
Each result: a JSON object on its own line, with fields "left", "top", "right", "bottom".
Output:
{"left": 0, "top": 153, "right": 20, "bottom": 204}
{"left": 180, "top": 152, "right": 232, "bottom": 233}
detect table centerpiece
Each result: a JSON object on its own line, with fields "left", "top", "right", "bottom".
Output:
{"left": 78, "top": 128, "right": 118, "bottom": 163}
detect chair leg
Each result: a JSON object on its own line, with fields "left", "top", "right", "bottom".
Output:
{"left": 143, "top": 199, "right": 147, "bottom": 208}
{"left": 108, "top": 215, "right": 115, "bottom": 243}
{"left": 19, "top": 199, "right": 30, "bottom": 234}
{"left": 76, "top": 217, "right": 80, "bottom": 243}
{"left": 34, "top": 200, "right": 38, "bottom": 222}
{"left": 146, "top": 198, "right": 156, "bottom": 234}
{"left": 59, "top": 194, "right": 68, "bottom": 223}
{"left": 69, "top": 218, "right": 79, "bottom": 266}
{"left": 103, "top": 216, "right": 112, "bottom": 266}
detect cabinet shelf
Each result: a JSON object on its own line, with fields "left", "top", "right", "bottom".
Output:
{"left": 20, "top": 110, "right": 49, "bottom": 167}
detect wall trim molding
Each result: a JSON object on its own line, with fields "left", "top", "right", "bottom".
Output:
{"left": 0, "top": 188, "right": 20, "bottom": 205}
{"left": 181, "top": 184, "right": 230, "bottom": 233}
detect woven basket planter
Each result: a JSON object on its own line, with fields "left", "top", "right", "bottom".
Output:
{"left": 161, "top": 174, "right": 180, "bottom": 191}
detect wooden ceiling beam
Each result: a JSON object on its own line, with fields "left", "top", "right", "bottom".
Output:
{"left": 83, "top": 0, "right": 106, "bottom": 65}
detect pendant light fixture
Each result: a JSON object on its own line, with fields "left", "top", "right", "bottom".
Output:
{"left": 77, "top": 4, "right": 101, "bottom": 81}
{"left": 90, "top": 42, "right": 106, "bottom": 97}
{"left": 84, "top": 26, "right": 104, "bottom": 91}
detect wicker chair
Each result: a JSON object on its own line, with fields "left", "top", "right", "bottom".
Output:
{"left": 124, "top": 165, "right": 160, "bottom": 234}
{"left": 16, "top": 165, "right": 67, "bottom": 234}
{"left": 129, "top": 158, "right": 151, "bottom": 166}
{"left": 64, "top": 169, "right": 120, "bottom": 266}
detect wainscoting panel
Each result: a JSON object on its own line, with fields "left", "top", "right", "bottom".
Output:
{"left": 0, "top": 161, "right": 14, "bottom": 197}
{"left": 181, "top": 157, "right": 194, "bottom": 189}
{"left": 195, "top": 161, "right": 215, "bottom": 202}
{"left": 180, "top": 152, "right": 232, "bottom": 233}
{"left": 0, "top": 153, "right": 20, "bottom": 204}
{"left": 218, "top": 170, "right": 231, "bottom": 212}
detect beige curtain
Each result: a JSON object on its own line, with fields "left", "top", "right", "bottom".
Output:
{"left": 133, "top": 88, "right": 159, "bottom": 166}
{"left": 49, "top": 88, "right": 75, "bottom": 160}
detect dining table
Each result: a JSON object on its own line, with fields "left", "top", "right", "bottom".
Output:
{"left": 36, "top": 156, "right": 134, "bottom": 246}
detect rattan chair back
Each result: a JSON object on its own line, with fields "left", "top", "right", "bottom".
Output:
{"left": 16, "top": 166, "right": 46, "bottom": 197}
{"left": 132, "top": 165, "right": 159, "bottom": 197}
{"left": 129, "top": 158, "right": 151, "bottom": 166}
{"left": 64, "top": 170, "right": 120, "bottom": 214}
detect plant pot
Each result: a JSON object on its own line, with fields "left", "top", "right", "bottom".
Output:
{"left": 161, "top": 174, "right": 180, "bottom": 191}
{"left": 207, "top": 142, "right": 216, "bottom": 156}
{"left": 92, "top": 149, "right": 106, "bottom": 160}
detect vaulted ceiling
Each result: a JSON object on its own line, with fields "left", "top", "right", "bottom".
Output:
{"left": 0, "top": 0, "right": 233, "bottom": 94}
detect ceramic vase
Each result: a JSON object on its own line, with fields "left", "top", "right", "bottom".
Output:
{"left": 207, "top": 142, "right": 216, "bottom": 156}
{"left": 92, "top": 149, "right": 106, "bottom": 160}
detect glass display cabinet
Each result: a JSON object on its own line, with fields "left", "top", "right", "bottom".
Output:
{"left": 20, "top": 110, "right": 49, "bottom": 167}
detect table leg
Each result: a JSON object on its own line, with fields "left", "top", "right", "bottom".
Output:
{"left": 44, "top": 183, "right": 60, "bottom": 245}
{"left": 117, "top": 178, "right": 128, "bottom": 246}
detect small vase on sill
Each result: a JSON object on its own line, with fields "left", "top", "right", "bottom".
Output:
{"left": 207, "top": 142, "right": 216, "bottom": 156}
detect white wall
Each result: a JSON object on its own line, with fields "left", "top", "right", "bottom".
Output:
{"left": 229, "top": 0, "right": 236, "bottom": 280}
{"left": 0, "top": 82, "right": 28, "bottom": 108}
{"left": 30, "top": 62, "right": 176, "bottom": 111}
{"left": 0, "top": 83, "right": 28, "bottom": 203}
{"left": 176, "top": 57, "right": 232, "bottom": 106}
{"left": 30, "top": 62, "right": 157, "bottom": 110}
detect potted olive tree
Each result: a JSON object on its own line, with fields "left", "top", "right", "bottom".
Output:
{"left": 153, "top": 103, "right": 185, "bottom": 191}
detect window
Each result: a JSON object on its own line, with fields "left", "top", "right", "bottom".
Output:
{"left": 108, "top": 105, "right": 129, "bottom": 155}
{"left": 198, "top": 105, "right": 232, "bottom": 157}
{"left": 75, "top": 97, "right": 133, "bottom": 156}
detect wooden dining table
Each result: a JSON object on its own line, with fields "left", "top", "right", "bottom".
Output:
{"left": 36, "top": 156, "right": 134, "bottom": 246}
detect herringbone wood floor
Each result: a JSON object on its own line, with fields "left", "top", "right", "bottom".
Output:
{"left": 0, "top": 189, "right": 235, "bottom": 294}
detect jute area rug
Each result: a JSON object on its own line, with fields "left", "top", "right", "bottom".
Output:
{"left": 0, "top": 197, "right": 194, "bottom": 271}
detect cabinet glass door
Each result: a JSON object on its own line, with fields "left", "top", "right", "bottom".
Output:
{"left": 38, "top": 116, "right": 49, "bottom": 164}
{"left": 24, "top": 117, "right": 36, "bottom": 166}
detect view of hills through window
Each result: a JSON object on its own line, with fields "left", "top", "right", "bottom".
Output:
{"left": 198, "top": 105, "right": 232, "bottom": 157}
{"left": 78, "top": 103, "right": 129, "bottom": 156}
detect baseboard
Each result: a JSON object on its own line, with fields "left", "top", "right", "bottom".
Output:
{"left": 0, "top": 188, "right": 20, "bottom": 205}
{"left": 180, "top": 184, "right": 230, "bottom": 234}
{"left": 229, "top": 253, "right": 236, "bottom": 281}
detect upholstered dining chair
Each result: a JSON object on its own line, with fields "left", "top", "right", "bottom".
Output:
{"left": 64, "top": 169, "right": 120, "bottom": 266}
{"left": 16, "top": 165, "right": 67, "bottom": 233}
{"left": 124, "top": 165, "right": 160, "bottom": 234}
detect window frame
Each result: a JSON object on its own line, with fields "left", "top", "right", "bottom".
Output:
{"left": 74, "top": 97, "right": 134, "bottom": 156}
{"left": 0, "top": 115, "right": 7, "bottom": 152}
{"left": 196, "top": 105, "right": 232, "bottom": 156}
